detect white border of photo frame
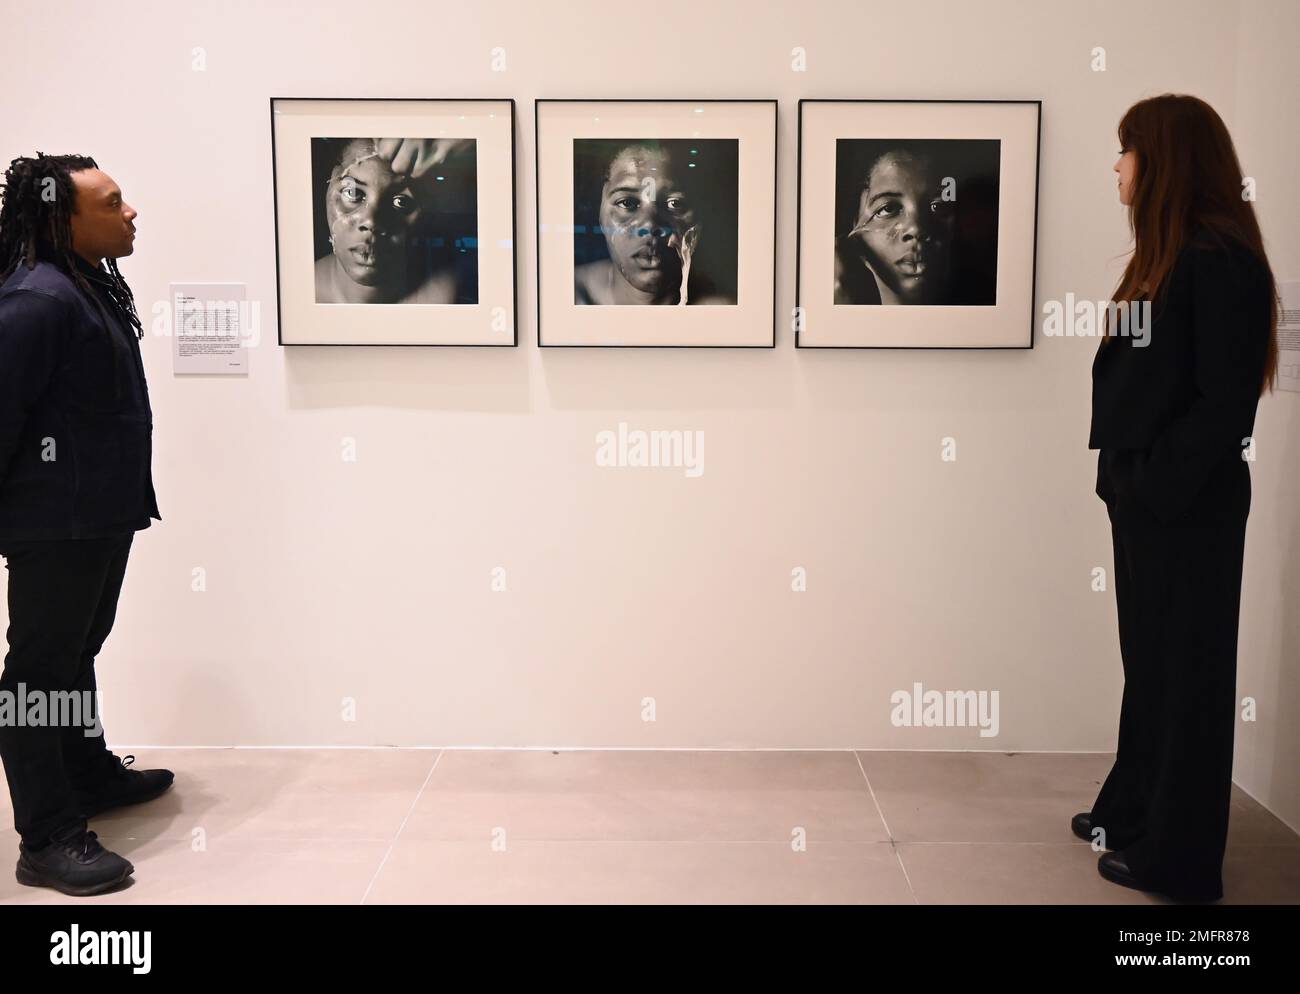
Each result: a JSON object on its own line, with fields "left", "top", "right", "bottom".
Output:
{"left": 535, "top": 99, "right": 777, "bottom": 347}
{"left": 796, "top": 99, "right": 1041, "bottom": 349}
{"left": 271, "top": 97, "right": 517, "bottom": 346}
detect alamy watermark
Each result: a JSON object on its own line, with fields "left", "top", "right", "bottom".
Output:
{"left": 595, "top": 422, "right": 704, "bottom": 478}
{"left": 0, "top": 685, "right": 102, "bottom": 737}
{"left": 890, "top": 682, "right": 1000, "bottom": 738}
{"left": 50, "top": 925, "right": 150, "bottom": 974}
{"left": 1042, "top": 295, "right": 1151, "bottom": 347}
{"left": 148, "top": 298, "right": 262, "bottom": 348}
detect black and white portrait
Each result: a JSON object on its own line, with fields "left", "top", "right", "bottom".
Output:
{"left": 833, "top": 138, "right": 1000, "bottom": 306}
{"left": 311, "top": 137, "right": 478, "bottom": 305}
{"left": 572, "top": 138, "right": 738, "bottom": 306}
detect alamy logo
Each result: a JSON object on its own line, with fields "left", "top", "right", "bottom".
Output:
{"left": 595, "top": 422, "right": 704, "bottom": 478}
{"left": 0, "top": 685, "right": 102, "bottom": 737}
{"left": 890, "top": 682, "right": 1000, "bottom": 738}
{"left": 50, "top": 925, "right": 151, "bottom": 974}
{"left": 1041, "top": 295, "right": 1151, "bottom": 347}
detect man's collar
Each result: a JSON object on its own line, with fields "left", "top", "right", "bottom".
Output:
{"left": 70, "top": 253, "right": 112, "bottom": 284}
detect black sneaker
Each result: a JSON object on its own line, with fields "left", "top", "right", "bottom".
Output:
{"left": 76, "top": 754, "right": 175, "bottom": 818}
{"left": 16, "top": 823, "right": 134, "bottom": 896}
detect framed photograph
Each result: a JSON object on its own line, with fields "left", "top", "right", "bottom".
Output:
{"left": 536, "top": 99, "right": 777, "bottom": 347}
{"left": 796, "top": 99, "right": 1041, "bottom": 349}
{"left": 270, "top": 97, "right": 517, "bottom": 346}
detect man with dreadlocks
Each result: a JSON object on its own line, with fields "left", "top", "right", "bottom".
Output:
{"left": 0, "top": 153, "right": 173, "bottom": 896}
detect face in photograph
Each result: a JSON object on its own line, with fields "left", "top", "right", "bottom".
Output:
{"left": 312, "top": 137, "right": 478, "bottom": 305}
{"left": 844, "top": 149, "right": 954, "bottom": 304}
{"left": 834, "top": 138, "right": 1000, "bottom": 307}
{"left": 573, "top": 139, "right": 738, "bottom": 306}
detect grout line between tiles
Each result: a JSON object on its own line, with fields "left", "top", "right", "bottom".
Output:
{"left": 852, "top": 750, "right": 918, "bottom": 904}
{"left": 360, "top": 749, "right": 443, "bottom": 906}
{"left": 852, "top": 750, "right": 895, "bottom": 843}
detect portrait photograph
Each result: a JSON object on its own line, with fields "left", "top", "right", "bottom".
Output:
{"left": 797, "top": 100, "right": 1040, "bottom": 348}
{"left": 833, "top": 138, "right": 1000, "bottom": 306}
{"left": 536, "top": 99, "right": 776, "bottom": 347}
{"left": 272, "top": 98, "right": 517, "bottom": 346}
{"left": 572, "top": 137, "right": 738, "bottom": 307}
{"left": 311, "top": 136, "right": 478, "bottom": 306}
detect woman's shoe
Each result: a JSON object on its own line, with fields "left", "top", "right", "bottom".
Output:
{"left": 1097, "top": 851, "right": 1223, "bottom": 902}
{"left": 1073, "top": 812, "right": 1138, "bottom": 850}
{"left": 1097, "top": 850, "right": 1145, "bottom": 890}
{"left": 1071, "top": 812, "right": 1106, "bottom": 846}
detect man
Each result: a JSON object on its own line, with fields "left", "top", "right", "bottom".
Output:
{"left": 0, "top": 153, "right": 173, "bottom": 896}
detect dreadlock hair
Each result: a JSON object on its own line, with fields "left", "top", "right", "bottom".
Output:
{"left": 0, "top": 152, "right": 144, "bottom": 339}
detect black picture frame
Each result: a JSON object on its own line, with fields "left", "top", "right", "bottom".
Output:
{"left": 270, "top": 96, "right": 519, "bottom": 347}
{"left": 795, "top": 98, "right": 1042, "bottom": 350}
{"left": 535, "top": 98, "right": 778, "bottom": 349}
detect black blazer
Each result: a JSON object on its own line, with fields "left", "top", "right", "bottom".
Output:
{"left": 0, "top": 256, "right": 161, "bottom": 541}
{"left": 1090, "top": 228, "right": 1272, "bottom": 524}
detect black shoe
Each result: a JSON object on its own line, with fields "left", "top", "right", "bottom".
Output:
{"left": 1098, "top": 851, "right": 1222, "bottom": 902}
{"left": 1071, "top": 812, "right": 1096, "bottom": 843}
{"left": 1098, "top": 850, "right": 1180, "bottom": 897}
{"left": 1097, "top": 850, "right": 1145, "bottom": 890}
{"left": 76, "top": 754, "right": 175, "bottom": 818}
{"left": 16, "top": 823, "right": 134, "bottom": 896}
{"left": 1073, "top": 812, "right": 1132, "bottom": 850}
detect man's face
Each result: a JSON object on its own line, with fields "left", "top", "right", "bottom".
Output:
{"left": 325, "top": 140, "right": 425, "bottom": 287}
{"left": 598, "top": 147, "right": 697, "bottom": 296}
{"left": 853, "top": 152, "right": 954, "bottom": 304}
{"left": 69, "top": 169, "right": 136, "bottom": 263}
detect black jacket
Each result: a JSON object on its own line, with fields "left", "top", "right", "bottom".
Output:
{"left": 0, "top": 255, "right": 161, "bottom": 541}
{"left": 1090, "top": 229, "right": 1273, "bottom": 524}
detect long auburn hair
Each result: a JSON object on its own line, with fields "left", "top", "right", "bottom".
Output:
{"left": 1103, "top": 94, "right": 1279, "bottom": 397}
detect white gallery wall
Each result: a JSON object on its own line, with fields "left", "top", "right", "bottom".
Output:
{"left": 1, "top": 0, "right": 1296, "bottom": 828}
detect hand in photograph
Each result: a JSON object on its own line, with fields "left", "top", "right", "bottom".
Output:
{"left": 314, "top": 137, "right": 474, "bottom": 305}
{"left": 574, "top": 141, "right": 735, "bottom": 306}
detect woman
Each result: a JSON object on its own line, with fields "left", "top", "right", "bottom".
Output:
{"left": 573, "top": 140, "right": 735, "bottom": 306}
{"left": 313, "top": 137, "right": 477, "bottom": 305}
{"left": 834, "top": 145, "right": 956, "bottom": 305}
{"left": 1079, "top": 94, "right": 1279, "bottom": 902}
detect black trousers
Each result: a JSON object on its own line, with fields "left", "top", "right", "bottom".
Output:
{"left": 1092, "top": 454, "right": 1249, "bottom": 902}
{"left": 0, "top": 533, "right": 133, "bottom": 847}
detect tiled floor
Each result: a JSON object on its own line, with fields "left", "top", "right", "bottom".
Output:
{"left": 0, "top": 749, "right": 1295, "bottom": 904}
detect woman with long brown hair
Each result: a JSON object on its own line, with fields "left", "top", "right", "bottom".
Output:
{"left": 1078, "top": 94, "right": 1279, "bottom": 902}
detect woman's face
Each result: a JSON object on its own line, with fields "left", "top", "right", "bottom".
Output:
{"left": 853, "top": 152, "right": 954, "bottom": 304}
{"left": 1114, "top": 148, "right": 1137, "bottom": 206}
{"left": 325, "top": 140, "right": 425, "bottom": 287}
{"left": 598, "top": 147, "right": 697, "bottom": 296}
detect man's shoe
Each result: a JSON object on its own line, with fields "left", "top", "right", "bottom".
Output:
{"left": 76, "top": 754, "right": 175, "bottom": 818}
{"left": 16, "top": 823, "right": 133, "bottom": 896}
